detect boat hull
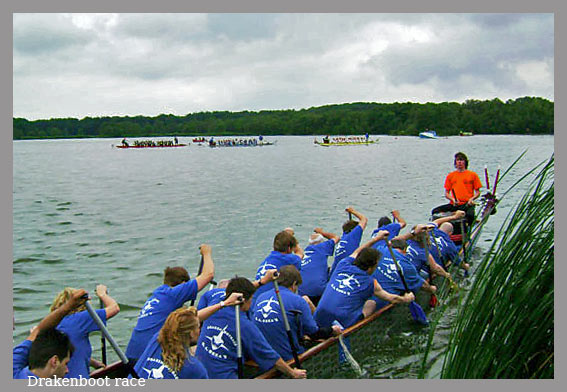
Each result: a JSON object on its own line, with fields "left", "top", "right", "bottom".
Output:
{"left": 115, "top": 144, "right": 187, "bottom": 149}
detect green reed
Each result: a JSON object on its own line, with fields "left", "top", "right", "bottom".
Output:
{"left": 433, "top": 155, "right": 554, "bottom": 378}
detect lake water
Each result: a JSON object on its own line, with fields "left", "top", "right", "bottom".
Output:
{"left": 12, "top": 135, "right": 554, "bottom": 377}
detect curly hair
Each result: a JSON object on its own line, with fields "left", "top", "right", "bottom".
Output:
{"left": 158, "top": 306, "right": 199, "bottom": 373}
{"left": 50, "top": 288, "right": 86, "bottom": 314}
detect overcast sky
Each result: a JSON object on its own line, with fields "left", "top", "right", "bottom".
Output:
{"left": 13, "top": 13, "right": 554, "bottom": 120}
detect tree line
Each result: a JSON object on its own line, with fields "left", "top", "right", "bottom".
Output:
{"left": 13, "top": 97, "right": 553, "bottom": 140}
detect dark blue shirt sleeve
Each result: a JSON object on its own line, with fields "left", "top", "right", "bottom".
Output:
{"left": 242, "top": 321, "right": 280, "bottom": 372}
{"left": 170, "top": 279, "right": 198, "bottom": 307}
{"left": 298, "top": 298, "right": 319, "bottom": 335}
{"left": 13, "top": 340, "right": 32, "bottom": 378}
{"left": 75, "top": 308, "right": 108, "bottom": 335}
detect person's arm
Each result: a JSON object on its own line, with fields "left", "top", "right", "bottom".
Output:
{"left": 252, "top": 269, "right": 278, "bottom": 288}
{"left": 96, "top": 284, "right": 120, "bottom": 319}
{"left": 432, "top": 210, "right": 466, "bottom": 227}
{"left": 392, "top": 224, "right": 430, "bottom": 242}
{"left": 196, "top": 292, "right": 243, "bottom": 322}
{"left": 445, "top": 189, "right": 457, "bottom": 204}
{"left": 373, "top": 280, "right": 415, "bottom": 304}
{"left": 27, "top": 289, "right": 88, "bottom": 341}
{"left": 274, "top": 358, "right": 307, "bottom": 379}
{"left": 293, "top": 243, "right": 304, "bottom": 259}
{"left": 345, "top": 206, "right": 368, "bottom": 230}
{"left": 195, "top": 244, "right": 215, "bottom": 291}
{"left": 420, "top": 280, "right": 437, "bottom": 294}
{"left": 350, "top": 230, "right": 389, "bottom": 259}
{"left": 427, "top": 254, "right": 451, "bottom": 279}
{"left": 468, "top": 188, "right": 481, "bottom": 205}
{"left": 314, "top": 227, "right": 340, "bottom": 243}
{"left": 391, "top": 210, "right": 407, "bottom": 229}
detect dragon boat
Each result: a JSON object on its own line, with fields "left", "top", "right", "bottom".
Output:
{"left": 115, "top": 144, "right": 187, "bottom": 149}
{"left": 314, "top": 139, "right": 378, "bottom": 147}
{"left": 90, "top": 170, "right": 500, "bottom": 380}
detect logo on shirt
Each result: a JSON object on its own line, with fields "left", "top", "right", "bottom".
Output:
{"left": 201, "top": 324, "right": 236, "bottom": 360}
{"left": 330, "top": 273, "right": 361, "bottom": 295}
{"left": 335, "top": 240, "right": 347, "bottom": 256}
{"left": 139, "top": 298, "right": 160, "bottom": 319}
{"left": 378, "top": 261, "right": 399, "bottom": 282}
{"left": 301, "top": 250, "right": 314, "bottom": 267}
{"left": 256, "top": 263, "right": 277, "bottom": 279}
{"left": 254, "top": 296, "right": 280, "bottom": 323}
{"left": 142, "top": 357, "right": 178, "bottom": 379}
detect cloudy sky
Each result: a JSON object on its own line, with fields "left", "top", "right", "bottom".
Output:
{"left": 13, "top": 13, "right": 554, "bottom": 120}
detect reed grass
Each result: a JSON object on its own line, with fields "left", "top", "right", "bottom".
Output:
{"left": 437, "top": 155, "right": 554, "bottom": 378}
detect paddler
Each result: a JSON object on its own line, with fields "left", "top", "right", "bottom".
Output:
{"left": 328, "top": 206, "right": 368, "bottom": 277}
{"left": 125, "top": 244, "right": 216, "bottom": 364}
{"left": 195, "top": 276, "right": 307, "bottom": 379}
{"left": 253, "top": 265, "right": 341, "bottom": 361}
{"left": 314, "top": 232, "right": 415, "bottom": 330}
{"left": 251, "top": 230, "right": 303, "bottom": 310}
{"left": 13, "top": 288, "right": 87, "bottom": 379}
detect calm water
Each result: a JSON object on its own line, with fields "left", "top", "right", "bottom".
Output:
{"left": 12, "top": 135, "right": 554, "bottom": 377}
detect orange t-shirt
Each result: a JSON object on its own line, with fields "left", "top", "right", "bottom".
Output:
{"left": 444, "top": 170, "right": 482, "bottom": 205}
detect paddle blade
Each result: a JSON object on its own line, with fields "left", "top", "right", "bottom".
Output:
{"left": 409, "top": 301, "right": 429, "bottom": 325}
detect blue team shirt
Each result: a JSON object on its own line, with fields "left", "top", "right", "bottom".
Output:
{"left": 252, "top": 251, "right": 302, "bottom": 308}
{"left": 126, "top": 279, "right": 198, "bottom": 360}
{"left": 371, "top": 222, "right": 402, "bottom": 243}
{"left": 195, "top": 306, "right": 281, "bottom": 379}
{"left": 134, "top": 333, "right": 208, "bottom": 379}
{"left": 370, "top": 244, "right": 425, "bottom": 310}
{"left": 429, "top": 227, "right": 460, "bottom": 268}
{"left": 57, "top": 308, "right": 107, "bottom": 378}
{"left": 406, "top": 239, "right": 430, "bottom": 274}
{"left": 330, "top": 225, "right": 364, "bottom": 276}
{"left": 314, "top": 257, "right": 374, "bottom": 328}
{"left": 197, "top": 288, "right": 226, "bottom": 310}
{"left": 253, "top": 287, "right": 319, "bottom": 361}
{"left": 13, "top": 340, "right": 37, "bottom": 379}
{"left": 298, "top": 239, "right": 336, "bottom": 298}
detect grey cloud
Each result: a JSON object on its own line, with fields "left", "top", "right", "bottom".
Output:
{"left": 13, "top": 14, "right": 94, "bottom": 55}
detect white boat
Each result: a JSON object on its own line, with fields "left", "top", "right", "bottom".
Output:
{"left": 419, "top": 130, "right": 438, "bottom": 139}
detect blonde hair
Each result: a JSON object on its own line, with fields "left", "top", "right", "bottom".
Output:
{"left": 50, "top": 287, "right": 86, "bottom": 314}
{"left": 158, "top": 306, "right": 199, "bottom": 373}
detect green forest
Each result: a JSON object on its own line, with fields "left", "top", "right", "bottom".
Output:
{"left": 13, "top": 97, "right": 553, "bottom": 140}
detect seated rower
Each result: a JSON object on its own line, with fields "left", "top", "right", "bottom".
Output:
{"left": 298, "top": 227, "right": 339, "bottom": 306}
{"left": 364, "top": 238, "right": 437, "bottom": 315}
{"left": 133, "top": 291, "right": 243, "bottom": 380}
{"left": 197, "top": 270, "right": 278, "bottom": 311}
{"left": 404, "top": 225, "right": 451, "bottom": 281}
{"left": 13, "top": 289, "right": 87, "bottom": 379}
{"left": 314, "top": 231, "right": 415, "bottom": 330}
{"left": 252, "top": 230, "right": 304, "bottom": 310}
{"left": 329, "top": 206, "right": 368, "bottom": 277}
{"left": 125, "top": 244, "right": 216, "bottom": 363}
{"left": 253, "top": 265, "right": 341, "bottom": 361}
{"left": 195, "top": 276, "right": 307, "bottom": 379}
{"left": 428, "top": 210, "right": 470, "bottom": 272}
{"left": 370, "top": 209, "right": 407, "bottom": 245}
{"left": 50, "top": 284, "right": 120, "bottom": 378}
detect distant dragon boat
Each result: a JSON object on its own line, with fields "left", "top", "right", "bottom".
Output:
{"left": 208, "top": 140, "right": 277, "bottom": 148}
{"left": 314, "top": 138, "right": 378, "bottom": 147}
{"left": 115, "top": 144, "right": 187, "bottom": 149}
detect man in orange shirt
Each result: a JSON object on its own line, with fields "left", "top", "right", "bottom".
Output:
{"left": 443, "top": 152, "right": 482, "bottom": 226}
